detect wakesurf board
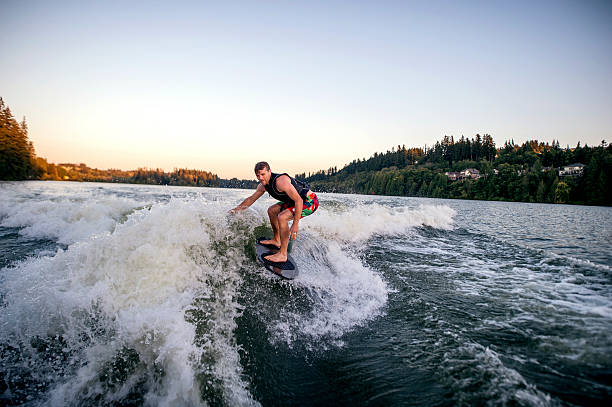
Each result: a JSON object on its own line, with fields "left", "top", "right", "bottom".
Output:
{"left": 255, "top": 237, "right": 299, "bottom": 279}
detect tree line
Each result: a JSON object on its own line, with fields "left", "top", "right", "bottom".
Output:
{"left": 0, "top": 97, "right": 257, "bottom": 189}
{"left": 298, "top": 135, "right": 611, "bottom": 206}
{"left": 3, "top": 96, "right": 610, "bottom": 204}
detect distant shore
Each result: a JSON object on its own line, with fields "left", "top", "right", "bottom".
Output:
{"left": 2, "top": 97, "right": 610, "bottom": 206}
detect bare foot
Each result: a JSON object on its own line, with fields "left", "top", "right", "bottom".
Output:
{"left": 260, "top": 239, "right": 280, "bottom": 248}
{"left": 264, "top": 252, "right": 287, "bottom": 263}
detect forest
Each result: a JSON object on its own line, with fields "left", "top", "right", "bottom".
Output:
{"left": 297, "top": 134, "right": 612, "bottom": 206}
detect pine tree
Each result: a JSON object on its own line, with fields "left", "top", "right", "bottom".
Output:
{"left": 0, "top": 98, "right": 37, "bottom": 180}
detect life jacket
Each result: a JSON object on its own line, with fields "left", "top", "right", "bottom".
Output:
{"left": 264, "top": 172, "right": 310, "bottom": 205}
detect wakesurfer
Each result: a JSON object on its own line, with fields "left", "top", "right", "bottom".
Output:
{"left": 230, "top": 161, "right": 318, "bottom": 264}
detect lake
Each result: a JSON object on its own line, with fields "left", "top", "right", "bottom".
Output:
{"left": 1, "top": 181, "right": 610, "bottom": 406}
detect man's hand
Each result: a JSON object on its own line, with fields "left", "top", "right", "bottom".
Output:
{"left": 229, "top": 184, "right": 266, "bottom": 214}
{"left": 290, "top": 222, "right": 299, "bottom": 240}
{"left": 228, "top": 205, "right": 247, "bottom": 214}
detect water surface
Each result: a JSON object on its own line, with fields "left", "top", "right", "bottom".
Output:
{"left": 1, "top": 181, "right": 610, "bottom": 406}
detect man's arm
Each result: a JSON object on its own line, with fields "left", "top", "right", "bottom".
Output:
{"left": 229, "top": 183, "right": 265, "bottom": 213}
{"left": 275, "top": 176, "right": 304, "bottom": 239}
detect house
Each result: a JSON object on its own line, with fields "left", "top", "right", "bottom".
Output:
{"left": 445, "top": 168, "right": 481, "bottom": 181}
{"left": 445, "top": 172, "right": 461, "bottom": 181}
{"left": 559, "top": 163, "right": 585, "bottom": 177}
{"left": 460, "top": 168, "right": 481, "bottom": 180}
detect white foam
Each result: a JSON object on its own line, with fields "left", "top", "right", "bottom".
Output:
{"left": 0, "top": 198, "right": 257, "bottom": 406}
{"left": 246, "top": 201, "right": 454, "bottom": 347}
{"left": 268, "top": 237, "right": 389, "bottom": 348}
{"left": 0, "top": 194, "right": 142, "bottom": 245}
{"left": 304, "top": 203, "right": 456, "bottom": 242}
{"left": 548, "top": 252, "right": 612, "bottom": 273}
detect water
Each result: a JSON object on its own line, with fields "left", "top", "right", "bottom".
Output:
{"left": 0, "top": 181, "right": 610, "bottom": 406}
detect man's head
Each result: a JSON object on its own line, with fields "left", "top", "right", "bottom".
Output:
{"left": 254, "top": 161, "right": 271, "bottom": 185}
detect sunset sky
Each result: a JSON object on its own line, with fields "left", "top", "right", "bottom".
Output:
{"left": 2, "top": 0, "right": 611, "bottom": 179}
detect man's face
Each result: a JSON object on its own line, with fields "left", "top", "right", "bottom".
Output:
{"left": 255, "top": 168, "right": 271, "bottom": 185}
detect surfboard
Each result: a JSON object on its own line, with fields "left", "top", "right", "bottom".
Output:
{"left": 255, "top": 237, "right": 299, "bottom": 279}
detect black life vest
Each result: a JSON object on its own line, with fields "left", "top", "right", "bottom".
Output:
{"left": 264, "top": 173, "right": 310, "bottom": 205}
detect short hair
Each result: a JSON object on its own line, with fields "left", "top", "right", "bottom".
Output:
{"left": 254, "top": 161, "right": 270, "bottom": 173}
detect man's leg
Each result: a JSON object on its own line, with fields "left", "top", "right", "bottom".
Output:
{"left": 264, "top": 209, "right": 293, "bottom": 263}
{"left": 261, "top": 204, "right": 282, "bottom": 247}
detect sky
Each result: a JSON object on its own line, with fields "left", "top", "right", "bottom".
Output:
{"left": 2, "top": 0, "right": 611, "bottom": 179}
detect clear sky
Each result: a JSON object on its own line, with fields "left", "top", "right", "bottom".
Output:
{"left": 2, "top": 0, "right": 611, "bottom": 179}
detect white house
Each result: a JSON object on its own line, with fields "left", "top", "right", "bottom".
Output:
{"left": 559, "top": 163, "right": 585, "bottom": 177}
{"left": 445, "top": 168, "right": 482, "bottom": 181}
{"left": 460, "top": 168, "right": 481, "bottom": 180}
{"left": 445, "top": 171, "right": 461, "bottom": 181}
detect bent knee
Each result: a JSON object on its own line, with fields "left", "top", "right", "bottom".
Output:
{"left": 278, "top": 211, "right": 293, "bottom": 221}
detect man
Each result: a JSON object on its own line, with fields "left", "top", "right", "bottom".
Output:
{"left": 230, "top": 161, "right": 319, "bottom": 264}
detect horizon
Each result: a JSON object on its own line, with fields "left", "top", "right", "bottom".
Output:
{"left": 41, "top": 135, "right": 602, "bottom": 180}
{"left": 3, "top": 1, "right": 611, "bottom": 179}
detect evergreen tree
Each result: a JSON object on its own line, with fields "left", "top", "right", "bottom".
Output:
{"left": 554, "top": 181, "right": 570, "bottom": 204}
{"left": 0, "top": 98, "right": 37, "bottom": 180}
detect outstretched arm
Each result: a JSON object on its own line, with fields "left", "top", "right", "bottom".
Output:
{"left": 229, "top": 184, "right": 265, "bottom": 213}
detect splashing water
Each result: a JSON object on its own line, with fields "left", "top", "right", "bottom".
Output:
{"left": 1, "top": 181, "right": 610, "bottom": 406}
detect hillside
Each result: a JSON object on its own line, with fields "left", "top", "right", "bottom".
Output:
{"left": 297, "top": 135, "right": 612, "bottom": 206}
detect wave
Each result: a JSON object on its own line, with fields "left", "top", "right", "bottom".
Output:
{"left": 544, "top": 252, "right": 612, "bottom": 273}
{"left": 0, "top": 194, "right": 143, "bottom": 246}
{"left": 234, "top": 201, "right": 457, "bottom": 351}
{"left": 0, "top": 185, "right": 458, "bottom": 405}
{"left": 1, "top": 199, "right": 254, "bottom": 406}
{"left": 304, "top": 202, "right": 456, "bottom": 241}
{"left": 441, "top": 343, "right": 554, "bottom": 406}
{"left": 266, "top": 239, "right": 389, "bottom": 348}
